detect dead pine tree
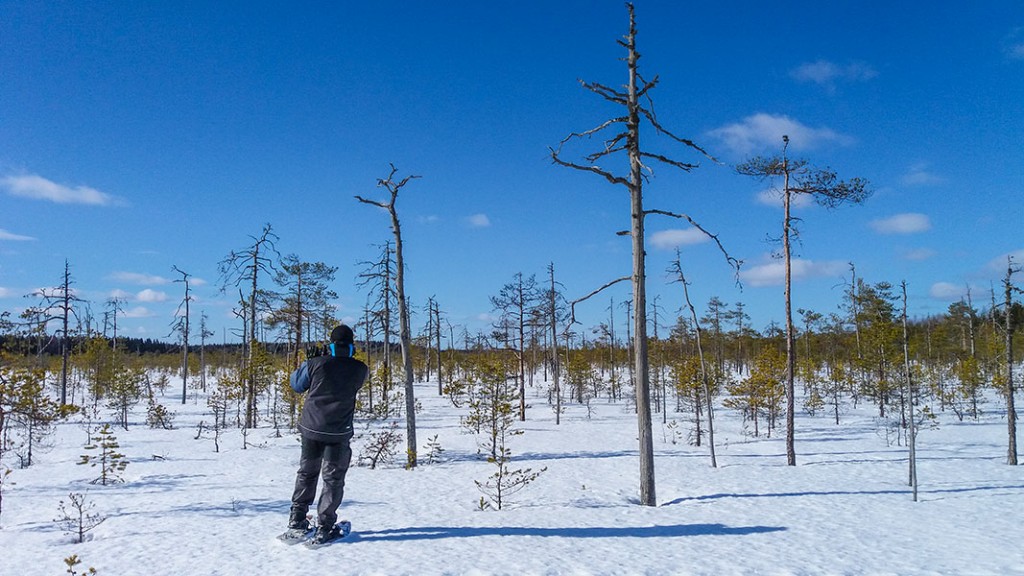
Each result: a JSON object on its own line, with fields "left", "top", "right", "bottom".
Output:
{"left": 28, "top": 261, "right": 86, "bottom": 406}
{"left": 171, "top": 265, "right": 192, "bottom": 405}
{"left": 1001, "top": 256, "right": 1021, "bottom": 465}
{"left": 551, "top": 3, "right": 736, "bottom": 506}
{"left": 218, "top": 223, "right": 280, "bottom": 429}
{"left": 356, "top": 164, "right": 420, "bottom": 469}
{"left": 737, "top": 135, "right": 870, "bottom": 466}
{"left": 669, "top": 250, "right": 717, "bottom": 468}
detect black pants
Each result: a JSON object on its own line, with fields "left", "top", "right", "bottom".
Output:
{"left": 291, "top": 436, "right": 352, "bottom": 527}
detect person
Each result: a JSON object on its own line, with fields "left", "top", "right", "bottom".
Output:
{"left": 287, "top": 324, "right": 368, "bottom": 544}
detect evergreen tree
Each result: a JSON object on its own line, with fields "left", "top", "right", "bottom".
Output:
{"left": 78, "top": 424, "right": 128, "bottom": 485}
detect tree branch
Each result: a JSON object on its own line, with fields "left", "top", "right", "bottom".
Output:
{"left": 567, "top": 276, "right": 632, "bottom": 329}
{"left": 550, "top": 148, "right": 629, "bottom": 187}
{"left": 644, "top": 209, "right": 743, "bottom": 279}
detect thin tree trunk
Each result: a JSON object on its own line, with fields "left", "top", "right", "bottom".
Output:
{"left": 1005, "top": 260, "right": 1018, "bottom": 465}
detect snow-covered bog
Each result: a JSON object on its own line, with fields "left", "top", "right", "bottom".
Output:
{"left": 2, "top": 378, "right": 1022, "bottom": 576}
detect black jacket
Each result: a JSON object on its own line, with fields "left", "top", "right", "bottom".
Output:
{"left": 290, "top": 352, "right": 368, "bottom": 443}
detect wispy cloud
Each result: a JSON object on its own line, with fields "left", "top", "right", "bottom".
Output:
{"left": 136, "top": 289, "right": 168, "bottom": 303}
{"left": 418, "top": 215, "right": 440, "bottom": 224}
{"left": 0, "top": 287, "right": 13, "bottom": 298}
{"left": 755, "top": 188, "right": 814, "bottom": 209}
{"left": 1004, "top": 28, "right": 1024, "bottom": 60}
{"left": 707, "top": 113, "right": 852, "bottom": 156}
{"left": 869, "top": 213, "right": 931, "bottom": 235}
{"left": 902, "top": 248, "right": 936, "bottom": 261}
{"left": 986, "top": 249, "right": 1024, "bottom": 273}
{"left": 650, "top": 228, "right": 710, "bottom": 250}
{"left": 110, "top": 271, "right": 171, "bottom": 285}
{"left": 122, "top": 306, "right": 155, "bottom": 319}
{"left": 900, "top": 163, "right": 944, "bottom": 186}
{"left": 1, "top": 174, "right": 118, "bottom": 206}
{"left": 467, "top": 213, "right": 491, "bottom": 228}
{"left": 790, "top": 60, "right": 877, "bottom": 90}
{"left": 0, "top": 228, "right": 35, "bottom": 241}
{"left": 930, "top": 282, "right": 970, "bottom": 301}
{"left": 739, "top": 257, "right": 847, "bottom": 287}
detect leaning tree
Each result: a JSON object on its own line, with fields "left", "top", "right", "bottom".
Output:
{"left": 551, "top": 3, "right": 736, "bottom": 506}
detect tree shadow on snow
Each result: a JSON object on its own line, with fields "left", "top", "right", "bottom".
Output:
{"left": 350, "top": 523, "right": 785, "bottom": 542}
{"left": 662, "top": 483, "right": 1024, "bottom": 506}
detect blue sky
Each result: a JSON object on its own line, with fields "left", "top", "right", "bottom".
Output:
{"left": 1, "top": 1, "right": 1022, "bottom": 343}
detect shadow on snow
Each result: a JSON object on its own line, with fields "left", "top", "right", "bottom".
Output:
{"left": 349, "top": 523, "right": 785, "bottom": 542}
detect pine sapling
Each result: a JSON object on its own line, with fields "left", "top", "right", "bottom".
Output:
{"left": 64, "top": 554, "right": 98, "bottom": 575}
{"left": 54, "top": 492, "right": 106, "bottom": 543}
{"left": 422, "top": 434, "right": 444, "bottom": 465}
{"left": 358, "top": 421, "right": 403, "bottom": 469}
{"left": 78, "top": 424, "right": 128, "bottom": 485}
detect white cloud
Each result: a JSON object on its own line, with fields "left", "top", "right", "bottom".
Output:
{"left": 418, "top": 215, "right": 440, "bottom": 224}
{"left": 109, "top": 289, "right": 133, "bottom": 300}
{"left": 110, "top": 271, "right": 171, "bottom": 285}
{"left": 869, "top": 213, "right": 931, "bottom": 235}
{"left": 902, "top": 248, "right": 936, "bottom": 261}
{"left": 0, "top": 287, "right": 13, "bottom": 298}
{"left": 986, "top": 249, "right": 1024, "bottom": 273}
{"left": 1005, "top": 28, "right": 1024, "bottom": 60}
{"left": 930, "top": 282, "right": 969, "bottom": 301}
{"left": 739, "top": 257, "right": 847, "bottom": 287}
{"left": 900, "top": 163, "right": 944, "bottom": 186}
{"left": 0, "top": 228, "right": 35, "bottom": 241}
{"left": 1, "top": 174, "right": 117, "bottom": 206}
{"left": 649, "top": 228, "right": 710, "bottom": 250}
{"left": 136, "top": 289, "right": 168, "bottom": 303}
{"left": 467, "top": 213, "right": 491, "bottom": 228}
{"left": 122, "top": 306, "right": 155, "bottom": 318}
{"left": 707, "top": 113, "right": 853, "bottom": 156}
{"left": 790, "top": 60, "right": 877, "bottom": 88}
{"left": 755, "top": 188, "right": 814, "bottom": 209}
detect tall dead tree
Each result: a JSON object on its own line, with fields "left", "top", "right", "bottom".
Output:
{"left": 491, "top": 273, "right": 538, "bottom": 421}
{"left": 551, "top": 3, "right": 734, "bottom": 505}
{"left": 900, "top": 282, "right": 918, "bottom": 499}
{"left": 171, "top": 265, "right": 192, "bottom": 405}
{"left": 356, "top": 164, "right": 420, "bottom": 468}
{"left": 29, "top": 261, "right": 84, "bottom": 406}
{"left": 1002, "top": 257, "right": 1021, "bottom": 465}
{"left": 218, "top": 224, "right": 280, "bottom": 429}
{"left": 670, "top": 250, "right": 717, "bottom": 468}
{"left": 737, "top": 135, "right": 869, "bottom": 466}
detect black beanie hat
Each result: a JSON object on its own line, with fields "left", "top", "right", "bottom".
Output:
{"left": 330, "top": 325, "right": 354, "bottom": 344}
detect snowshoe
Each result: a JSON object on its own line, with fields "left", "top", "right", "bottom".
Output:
{"left": 277, "top": 524, "right": 316, "bottom": 545}
{"left": 304, "top": 520, "right": 352, "bottom": 549}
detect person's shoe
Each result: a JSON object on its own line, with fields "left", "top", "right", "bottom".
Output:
{"left": 311, "top": 523, "right": 342, "bottom": 545}
{"left": 287, "top": 508, "right": 310, "bottom": 531}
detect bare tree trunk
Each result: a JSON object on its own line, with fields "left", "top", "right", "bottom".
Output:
{"left": 357, "top": 167, "right": 420, "bottom": 468}
{"left": 549, "top": 263, "right": 562, "bottom": 426}
{"left": 625, "top": 25, "right": 656, "bottom": 506}
{"left": 901, "top": 282, "right": 918, "bottom": 499}
{"left": 783, "top": 155, "right": 797, "bottom": 466}
{"left": 1005, "top": 259, "right": 1018, "bottom": 465}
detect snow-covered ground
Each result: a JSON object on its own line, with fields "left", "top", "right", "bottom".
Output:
{"left": 2, "top": 379, "right": 1022, "bottom": 576}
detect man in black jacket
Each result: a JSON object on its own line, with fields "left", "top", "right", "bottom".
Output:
{"left": 287, "top": 324, "right": 368, "bottom": 544}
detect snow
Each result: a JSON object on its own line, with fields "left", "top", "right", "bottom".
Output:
{"left": 2, "top": 379, "right": 1023, "bottom": 576}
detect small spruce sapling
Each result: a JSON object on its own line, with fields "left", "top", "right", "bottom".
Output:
{"left": 54, "top": 492, "right": 106, "bottom": 543}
